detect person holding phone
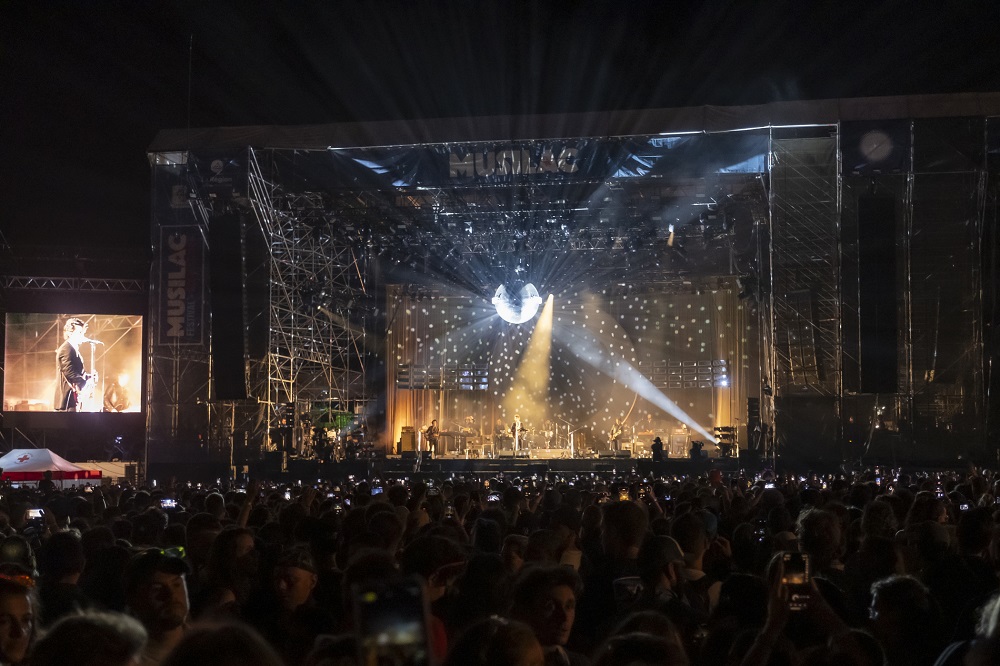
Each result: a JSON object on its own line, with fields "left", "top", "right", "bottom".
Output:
{"left": 742, "top": 553, "right": 862, "bottom": 666}
{"left": 797, "top": 509, "right": 846, "bottom": 592}
{"left": 400, "top": 535, "right": 468, "bottom": 663}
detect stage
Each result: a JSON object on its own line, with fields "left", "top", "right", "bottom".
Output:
{"left": 227, "top": 450, "right": 746, "bottom": 484}
{"left": 4, "top": 95, "right": 993, "bottom": 480}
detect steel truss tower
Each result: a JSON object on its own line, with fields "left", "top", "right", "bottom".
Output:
{"left": 247, "top": 149, "right": 371, "bottom": 449}
{"left": 762, "top": 130, "right": 843, "bottom": 460}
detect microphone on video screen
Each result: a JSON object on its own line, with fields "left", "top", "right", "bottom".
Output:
{"left": 81, "top": 338, "right": 105, "bottom": 345}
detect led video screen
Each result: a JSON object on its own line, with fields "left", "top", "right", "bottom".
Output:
{"left": 4, "top": 314, "right": 143, "bottom": 413}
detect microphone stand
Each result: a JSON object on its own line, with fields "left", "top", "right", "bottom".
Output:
{"left": 556, "top": 416, "right": 580, "bottom": 458}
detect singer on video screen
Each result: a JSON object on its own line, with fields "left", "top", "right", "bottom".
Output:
{"left": 54, "top": 317, "right": 101, "bottom": 412}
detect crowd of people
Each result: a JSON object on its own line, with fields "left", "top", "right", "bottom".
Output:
{"left": 0, "top": 465, "right": 999, "bottom": 665}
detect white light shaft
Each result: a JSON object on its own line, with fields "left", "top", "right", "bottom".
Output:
{"left": 553, "top": 323, "right": 718, "bottom": 444}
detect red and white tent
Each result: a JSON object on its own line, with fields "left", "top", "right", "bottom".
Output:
{"left": 0, "top": 449, "right": 102, "bottom": 482}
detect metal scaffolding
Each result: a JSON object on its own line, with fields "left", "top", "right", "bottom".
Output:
{"left": 768, "top": 135, "right": 842, "bottom": 397}
{"left": 246, "top": 149, "right": 371, "bottom": 448}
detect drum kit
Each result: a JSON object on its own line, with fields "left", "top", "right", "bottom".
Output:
{"left": 311, "top": 424, "right": 374, "bottom": 462}
{"left": 488, "top": 426, "right": 559, "bottom": 448}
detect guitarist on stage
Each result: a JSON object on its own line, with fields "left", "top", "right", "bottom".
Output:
{"left": 609, "top": 417, "right": 625, "bottom": 452}
{"left": 54, "top": 317, "right": 99, "bottom": 412}
{"left": 424, "top": 419, "right": 440, "bottom": 454}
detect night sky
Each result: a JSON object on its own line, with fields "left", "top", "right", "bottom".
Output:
{"left": 2, "top": 1, "right": 998, "bottom": 256}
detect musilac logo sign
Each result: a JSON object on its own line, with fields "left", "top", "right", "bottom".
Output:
{"left": 156, "top": 225, "right": 204, "bottom": 346}
{"left": 449, "top": 144, "right": 580, "bottom": 180}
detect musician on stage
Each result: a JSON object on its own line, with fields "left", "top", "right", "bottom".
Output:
{"left": 103, "top": 371, "right": 131, "bottom": 413}
{"left": 639, "top": 412, "right": 659, "bottom": 434}
{"left": 510, "top": 414, "right": 527, "bottom": 451}
{"left": 54, "top": 317, "right": 96, "bottom": 412}
{"left": 463, "top": 415, "right": 478, "bottom": 434}
{"left": 493, "top": 417, "right": 510, "bottom": 449}
{"left": 425, "top": 419, "right": 440, "bottom": 454}
{"left": 542, "top": 419, "right": 556, "bottom": 447}
{"left": 609, "top": 417, "right": 625, "bottom": 451}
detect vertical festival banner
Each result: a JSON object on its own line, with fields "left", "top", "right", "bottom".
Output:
{"left": 156, "top": 225, "right": 205, "bottom": 345}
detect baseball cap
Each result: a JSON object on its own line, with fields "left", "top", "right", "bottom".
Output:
{"left": 274, "top": 546, "right": 318, "bottom": 574}
{"left": 123, "top": 549, "right": 190, "bottom": 595}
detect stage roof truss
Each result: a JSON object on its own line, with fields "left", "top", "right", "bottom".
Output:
{"left": 3, "top": 276, "right": 146, "bottom": 293}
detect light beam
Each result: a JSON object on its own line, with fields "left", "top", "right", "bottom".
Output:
{"left": 501, "top": 294, "right": 554, "bottom": 427}
{"left": 553, "top": 298, "right": 718, "bottom": 444}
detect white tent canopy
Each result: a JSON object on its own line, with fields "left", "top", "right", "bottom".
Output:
{"left": 0, "top": 449, "right": 99, "bottom": 482}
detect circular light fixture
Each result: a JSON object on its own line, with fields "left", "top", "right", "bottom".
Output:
{"left": 492, "top": 282, "right": 542, "bottom": 324}
{"left": 859, "top": 130, "right": 893, "bottom": 163}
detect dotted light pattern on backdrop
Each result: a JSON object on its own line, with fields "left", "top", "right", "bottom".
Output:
{"left": 390, "top": 283, "right": 741, "bottom": 443}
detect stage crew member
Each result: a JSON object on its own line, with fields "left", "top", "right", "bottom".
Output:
{"left": 651, "top": 436, "right": 664, "bottom": 463}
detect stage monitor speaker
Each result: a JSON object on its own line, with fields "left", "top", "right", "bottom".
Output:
{"left": 263, "top": 450, "right": 287, "bottom": 473}
{"left": 209, "top": 212, "right": 248, "bottom": 400}
{"left": 747, "top": 397, "right": 761, "bottom": 427}
{"left": 400, "top": 451, "right": 426, "bottom": 462}
{"left": 599, "top": 452, "right": 617, "bottom": 458}
{"left": 615, "top": 451, "right": 632, "bottom": 459}
{"left": 532, "top": 448, "right": 569, "bottom": 459}
{"left": 497, "top": 449, "right": 515, "bottom": 458}
{"left": 669, "top": 432, "right": 689, "bottom": 458}
{"left": 398, "top": 429, "right": 416, "bottom": 453}
{"left": 858, "top": 195, "right": 898, "bottom": 394}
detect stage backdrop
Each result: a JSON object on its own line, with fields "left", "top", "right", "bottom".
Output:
{"left": 384, "top": 282, "right": 747, "bottom": 453}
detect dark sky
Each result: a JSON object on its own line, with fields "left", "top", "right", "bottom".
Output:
{"left": 2, "top": 1, "right": 998, "bottom": 257}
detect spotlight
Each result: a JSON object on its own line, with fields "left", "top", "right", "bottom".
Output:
{"left": 492, "top": 282, "right": 542, "bottom": 324}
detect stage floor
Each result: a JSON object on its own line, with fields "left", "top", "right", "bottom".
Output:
{"left": 238, "top": 452, "right": 745, "bottom": 483}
